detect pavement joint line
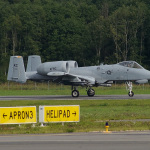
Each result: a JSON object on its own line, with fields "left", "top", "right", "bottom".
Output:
{"left": 96, "top": 119, "right": 150, "bottom": 122}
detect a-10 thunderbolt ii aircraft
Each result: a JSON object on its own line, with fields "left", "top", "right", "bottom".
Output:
{"left": 7, "top": 55, "right": 150, "bottom": 97}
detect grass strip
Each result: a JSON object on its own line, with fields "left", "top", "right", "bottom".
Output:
{"left": 0, "top": 82, "right": 149, "bottom": 96}
{"left": 0, "top": 99, "right": 150, "bottom": 134}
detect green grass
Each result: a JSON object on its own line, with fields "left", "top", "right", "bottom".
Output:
{"left": 0, "top": 99, "right": 150, "bottom": 134}
{"left": 0, "top": 82, "right": 150, "bottom": 134}
{"left": 1, "top": 81, "right": 150, "bottom": 96}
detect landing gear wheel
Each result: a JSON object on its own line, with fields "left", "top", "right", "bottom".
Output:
{"left": 126, "top": 81, "right": 134, "bottom": 97}
{"left": 72, "top": 90, "right": 79, "bottom": 97}
{"left": 87, "top": 89, "right": 95, "bottom": 97}
{"left": 128, "top": 91, "right": 134, "bottom": 97}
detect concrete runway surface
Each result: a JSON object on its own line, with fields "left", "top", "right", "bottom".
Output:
{"left": 0, "top": 94, "right": 150, "bottom": 100}
{"left": 0, "top": 132, "right": 150, "bottom": 150}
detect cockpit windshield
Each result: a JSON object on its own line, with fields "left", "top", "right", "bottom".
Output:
{"left": 118, "top": 61, "right": 143, "bottom": 69}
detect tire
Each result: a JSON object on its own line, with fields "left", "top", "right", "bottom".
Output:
{"left": 72, "top": 90, "right": 79, "bottom": 97}
{"left": 128, "top": 91, "right": 134, "bottom": 97}
{"left": 87, "top": 89, "right": 95, "bottom": 97}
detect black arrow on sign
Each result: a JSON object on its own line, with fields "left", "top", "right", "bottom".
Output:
{"left": 3, "top": 113, "right": 7, "bottom": 119}
{"left": 72, "top": 111, "right": 76, "bottom": 116}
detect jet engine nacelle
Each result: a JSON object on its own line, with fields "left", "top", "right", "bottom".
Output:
{"left": 37, "top": 61, "right": 78, "bottom": 75}
{"left": 37, "top": 61, "right": 69, "bottom": 75}
{"left": 67, "top": 61, "right": 78, "bottom": 68}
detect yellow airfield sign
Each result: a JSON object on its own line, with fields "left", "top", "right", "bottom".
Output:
{"left": 0, "top": 106, "right": 37, "bottom": 124}
{"left": 39, "top": 105, "right": 80, "bottom": 123}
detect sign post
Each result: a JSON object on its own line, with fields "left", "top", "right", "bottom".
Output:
{"left": 0, "top": 106, "right": 37, "bottom": 124}
{"left": 39, "top": 105, "right": 80, "bottom": 124}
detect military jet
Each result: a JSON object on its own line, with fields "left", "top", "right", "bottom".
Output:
{"left": 7, "top": 55, "right": 150, "bottom": 97}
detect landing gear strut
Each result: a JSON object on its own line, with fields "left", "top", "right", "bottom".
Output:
{"left": 87, "top": 87, "right": 95, "bottom": 97}
{"left": 126, "top": 81, "right": 134, "bottom": 97}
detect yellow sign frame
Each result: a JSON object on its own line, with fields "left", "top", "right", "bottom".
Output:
{"left": 39, "top": 105, "right": 80, "bottom": 123}
{"left": 0, "top": 106, "right": 37, "bottom": 124}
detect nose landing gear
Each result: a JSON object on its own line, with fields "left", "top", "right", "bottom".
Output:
{"left": 126, "top": 81, "right": 134, "bottom": 97}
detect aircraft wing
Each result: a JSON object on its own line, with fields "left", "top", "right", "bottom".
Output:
{"left": 47, "top": 72, "right": 96, "bottom": 85}
{"left": 67, "top": 73, "right": 96, "bottom": 85}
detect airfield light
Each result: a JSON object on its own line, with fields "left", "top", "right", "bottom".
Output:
{"left": 105, "top": 122, "right": 109, "bottom": 132}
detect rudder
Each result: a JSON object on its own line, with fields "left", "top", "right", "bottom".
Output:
{"left": 26, "top": 55, "right": 41, "bottom": 72}
{"left": 7, "top": 56, "right": 27, "bottom": 83}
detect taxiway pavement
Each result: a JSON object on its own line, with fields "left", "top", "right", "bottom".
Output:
{"left": 0, "top": 94, "right": 150, "bottom": 100}
{"left": 0, "top": 132, "right": 150, "bottom": 150}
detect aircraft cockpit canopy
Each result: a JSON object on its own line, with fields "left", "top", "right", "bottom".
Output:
{"left": 118, "top": 61, "right": 143, "bottom": 69}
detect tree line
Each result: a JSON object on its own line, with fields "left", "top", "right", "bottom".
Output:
{"left": 0, "top": 0, "right": 150, "bottom": 82}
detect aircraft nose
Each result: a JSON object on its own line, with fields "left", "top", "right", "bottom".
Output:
{"left": 144, "top": 69, "right": 150, "bottom": 80}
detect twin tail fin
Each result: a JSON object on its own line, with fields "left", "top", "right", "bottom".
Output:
{"left": 7, "top": 56, "right": 26, "bottom": 83}
{"left": 7, "top": 55, "right": 41, "bottom": 83}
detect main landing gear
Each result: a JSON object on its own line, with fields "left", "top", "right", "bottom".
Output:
{"left": 72, "top": 89, "right": 79, "bottom": 97}
{"left": 126, "top": 81, "right": 134, "bottom": 97}
{"left": 71, "top": 86, "right": 95, "bottom": 97}
{"left": 86, "top": 87, "right": 95, "bottom": 97}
